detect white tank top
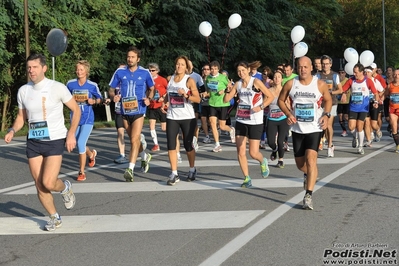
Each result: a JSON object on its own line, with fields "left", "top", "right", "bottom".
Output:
{"left": 289, "top": 76, "right": 323, "bottom": 133}
{"left": 235, "top": 77, "right": 264, "bottom": 125}
{"left": 166, "top": 74, "right": 195, "bottom": 120}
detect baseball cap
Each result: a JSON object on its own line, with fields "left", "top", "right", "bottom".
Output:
{"left": 370, "top": 63, "right": 377, "bottom": 69}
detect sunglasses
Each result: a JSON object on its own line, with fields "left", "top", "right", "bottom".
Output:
{"left": 149, "top": 69, "right": 157, "bottom": 72}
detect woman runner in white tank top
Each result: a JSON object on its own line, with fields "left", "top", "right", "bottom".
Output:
{"left": 161, "top": 56, "right": 200, "bottom": 186}
{"left": 223, "top": 61, "right": 274, "bottom": 188}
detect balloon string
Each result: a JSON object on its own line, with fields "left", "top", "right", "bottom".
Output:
{"left": 221, "top": 28, "right": 231, "bottom": 69}
{"left": 206, "top": 37, "right": 210, "bottom": 64}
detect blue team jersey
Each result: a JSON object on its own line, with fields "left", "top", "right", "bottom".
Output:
{"left": 109, "top": 66, "right": 154, "bottom": 115}
{"left": 344, "top": 77, "right": 376, "bottom": 113}
{"left": 66, "top": 79, "right": 102, "bottom": 125}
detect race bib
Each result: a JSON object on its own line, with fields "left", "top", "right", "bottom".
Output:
{"left": 390, "top": 93, "right": 399, "bottom": 104}
{"left": 207, "top": 81, "right": 219, "bottom": 93}
{"left": 351, "top": 92, "right": 363, "bottom": 104}
{"left": 73, "top": 90, "right": 89, "bottom": 104}
{"left": 115, "top": 102, "right": 121, "bottom": 113}
{"left": 28, "top": 121, "right": 50, "bottom": 140}
{"left": 122, "top": 96, "right": 139, "bottom": 114}
{"left": 153, "top": 90, "right": 160, "bottom": 100}
{"left": 295, "top": 103, "right": 314, "bottom": 122}
{"left": 169, "top": 92, "right": 185, "bottom": 108}
{"left": 269, "top": 108, "right": 285, "bottom": 119}
{"left": 236, "top": 104, "right": 251, "bottom": 120}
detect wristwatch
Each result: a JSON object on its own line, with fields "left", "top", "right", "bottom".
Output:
{"left": 323, "top": 112, "right": 331, "bottom": 118}
{"left": 8, "top": 128, "right": 15, "bottom": 134}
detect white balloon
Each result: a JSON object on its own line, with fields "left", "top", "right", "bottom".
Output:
{"left": 293, "top": 42, "right": 308, "bottom": 58}
{"left": 199, "top": 21, "right": 212, "bottom": 37}
{"left": 359, "top": 50, "right": 375, "bottom": 67}
{"left": 344, "top": 62, "right": 356, "bottom": 75}
{"left": 228, "top": 13, "right": 242, "bottom": 29}
{"left": 344, "top": 47, "right": 359, "bottom": 63}
{"left": 290, "top": 25, "right": 305, "bottom": 44}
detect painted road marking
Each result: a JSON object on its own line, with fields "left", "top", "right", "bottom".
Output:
{"left": 199, "top": 143, "right": 393, "bottom": 266}
{"left": 5, "top": 178, "right": 305, "bottom": 195}
{"left": 0, "top": 210, "right": 264, "bottom": 235}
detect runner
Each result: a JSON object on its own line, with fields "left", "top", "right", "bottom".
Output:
{"left": 278, "top": 56, "right": 332, "bottom": 210}
{"left": 66, "top": 60, "right": 102, "bottom": 181}
{"left": 341, "top": 63, "right": 379, "bottom": 155}
{"left": 109, "top": 46, "right": 155, "bottom": 182}
{"left": 4, "top": 53, "right": 80, "bottom": 231}
{"left": 386, "top": 68, "right": 399, "bottom": 153}
{"left": 162, "top": 55, "right": 201, "bottom": 185}
{"left": 223, "top": 61, "right": 274, "bottom": 188}
{"left": 266, "top": 69, "right": 290, "bottom": 168}
{"left": 316, "top": 55, "right": 343, "bottom": 157}
{"left": 147, "top": 62, "right": 168, "bottom": 151}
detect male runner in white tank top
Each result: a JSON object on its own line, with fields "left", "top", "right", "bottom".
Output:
{"left": 278, "top": 56, "right": 332, "bottom": 210}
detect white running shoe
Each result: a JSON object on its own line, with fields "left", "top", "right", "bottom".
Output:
{"left": 61, "top": 180, "right": 75, "bottom": 210}
{"left": 327, "top": 146, "right": 334, "bottom": 157}
{"left": 202, "top": 136, "right": 211, "bottom": 144}
{"left": 230, "top": 127, "right": 236, "bottom": 143}
{"left": 212, "top": 144, "right": 222, "bottom": 152}
{"left": 192, "top": 136, "right": 199, "bottom": 152}
{"left": 140, "top": 133, "right": 147, "bottom": 150}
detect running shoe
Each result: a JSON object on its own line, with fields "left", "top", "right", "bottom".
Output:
{"left": 167, "top": 173, "right": 180, "bottom": 186}
{"left": 375, "top": 130, "right": 382, "bottom": 142}
{"left": 88, "top": 149, "right": 97, "bottom": 167}
{"left": 364, "top": 141, "right": 372, "bottom": 147}
{"left": 230, "top": 127, "right": 236, "bottom": 143}
{"left": 284, "top": 142, "right": 290, "bottom": 152}
{"left": 277, "top": 161, "right": 284, "bottom": 168}
{"left": 177, "top": 156, "right": 182, "bottom": 164}
{"left": 260, "top": 158, "right": 270, "bottom": 178}
{"left": 341, "top": 131, "right": 348, "bottom": 137}
{"left": 303, "top": 173, "right": 307, "bottom": 190}
{"left": 259, "top": 143, "right": 266, "bottom": 149}
{"left": 202, "top": 136, "right": 211, "bottom": 144}
{"left": 212, "top": 144, "right": 222, "bottom": 153}
{"left": 140, "top": 133, "right": 147, "bottom": 151}
{"left": 396, "top": 145, "right": 399, "bottom": 153}
{"left": 270, "top": 150, "right": 277, "bottom": 161}
{"left": 192, "top": 136, "right": 199, "bottom": 152}
{"left": 241, "top": 176, "right": 252, "bottom": 188}
{"left": 371, "top": 132, "right": 375, "bottom": 142}
{"left": 352, "top": 136, "right": 358, "bottom": 148}
{"left": 187, "top": 168, "right": 197, "bottom": 182}
{"left": 141, "top": 153, "right": 152, "bottom": 173}
{"left": 124, "top": 168, "right": 134, "bottom": 182}
{"left": 327, "top": 145, "right": 334, "bottom": 158}
{"left": 44, "top": 215, "right": 62, "bottom": 231}
{"left": 61, "top": 180, "right": 75, "bottom": 210}
{"left": 77, "top": 171, "right": 86, "bottom": 182}
{"left": 358, "top": 147, "right": 365, "bottom": 155}
{"left": 302, "top": 193, "right": 314, "bottom": 210}
{"left": 114, "top": 155, "right": 128, "bottom": 164}
{"left": 151, "top": 144, "right": 160, "bottom": 151}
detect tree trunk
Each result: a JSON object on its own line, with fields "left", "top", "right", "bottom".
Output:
{"left": 1, "top": 92, "right": 9, "bottom": 132}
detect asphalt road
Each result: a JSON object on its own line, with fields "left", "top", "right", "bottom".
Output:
{"left": 1, "top": 125, "right": 398, "bottom": 266}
